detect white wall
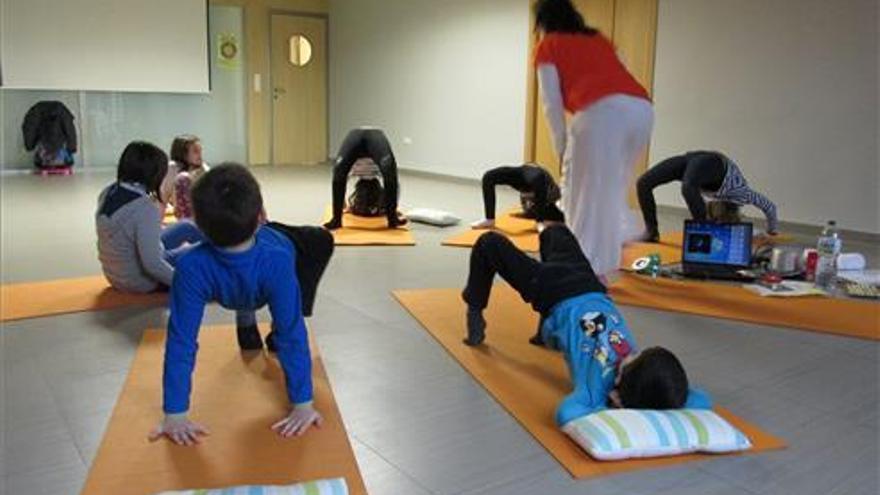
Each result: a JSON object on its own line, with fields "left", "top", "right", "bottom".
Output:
{"left": 650, "top": 0, "right": 879, "bottom": 233}
{"left": 1, "top": 0, "right": 209, "bottom": 93}
{"left": 329, "top": 0, "right": 529, "bottom": 179}
{"left": 1, "top": 5, "right": 246, "bottom": 170}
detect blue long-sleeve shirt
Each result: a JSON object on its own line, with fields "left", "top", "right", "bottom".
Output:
{"left": 163, "top": 226, "right": 312, "bottom": 414}
{"left": 541, "top": 293, "right": 712, "bottom": 427}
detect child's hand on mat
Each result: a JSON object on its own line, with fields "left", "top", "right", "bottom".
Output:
{"left": 271, "top": 405, "right": 323, "bottom": 437}
{"left": 148, "top": 414, "right": 210, "bottom": 446}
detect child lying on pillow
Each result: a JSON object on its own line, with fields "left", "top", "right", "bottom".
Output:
{"left": 461, "top": 223, "right": 711, "bottom": 425}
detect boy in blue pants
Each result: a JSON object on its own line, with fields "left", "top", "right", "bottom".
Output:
{"left": 150, "top": 164, "right": 333, "bottom": 445}
{"left": 462, "top": 225, "right": 711, "bottom": 426}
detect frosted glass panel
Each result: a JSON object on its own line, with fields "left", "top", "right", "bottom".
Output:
{"left": 0, "top": 90, "right": 82, "bottom": 170}
{"left": 0, "top": 5, "right": 244, "bottom": 170}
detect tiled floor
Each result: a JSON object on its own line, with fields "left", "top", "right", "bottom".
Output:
{"left": 1, "top": 166, "right": 877, "bottom": 495}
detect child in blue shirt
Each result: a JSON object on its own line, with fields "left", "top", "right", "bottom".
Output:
{"left": 150, "top": 164, "right": 333, "bottom": 446}
{"left": 462, "top": 225, "right": 711, "bottom": 426}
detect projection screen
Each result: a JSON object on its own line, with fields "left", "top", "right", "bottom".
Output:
{"left": 0, "top": 0, "right": 209, "bottom": 93}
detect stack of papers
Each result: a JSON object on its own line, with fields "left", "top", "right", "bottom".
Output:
{"left": 743, "top": 280, "right": 826, "bottom": 297}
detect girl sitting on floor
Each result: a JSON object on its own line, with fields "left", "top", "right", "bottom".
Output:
{"left": 96, "top": 141, "right": 204, "bottom": 293}
{"left": 168, "top": 134, "right": 210, "bottom": 220}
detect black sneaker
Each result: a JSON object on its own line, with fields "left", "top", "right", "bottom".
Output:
{"left": 237, "top": 324, "right": 264, "bottom": 350}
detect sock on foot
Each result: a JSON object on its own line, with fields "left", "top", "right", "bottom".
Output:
{"left": 323, "top": 218, "right": 342, "bottom": 230}
{"left": 470, "top": 218, "right": 495, "bottom": 230}
{"left": 388, "top": 212, "right": 408, "bottom": 228}
{"left": 237, "top": 324, "right": 264, "bottom": 350}
{"left": 463, "top": 308, "right": 486, "bottom": 346}
{"left": 641, "top": 229, "right": 660, "bottom": 243}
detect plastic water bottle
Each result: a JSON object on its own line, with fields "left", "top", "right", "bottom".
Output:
{"left": 815, "top": 220, "right": 842, "bottom": 290}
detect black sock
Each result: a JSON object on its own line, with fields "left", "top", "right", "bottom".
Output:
{"left": 463, "top": 307, "right": 486, "bottom": 346}
{"left": 323, "top": 218, "right": 342, "bottom": 230}
{"left": 237, "top": 324, "right": 263, "bottom": 350}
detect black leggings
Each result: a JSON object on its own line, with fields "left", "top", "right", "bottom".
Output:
{"left": 462, "top": 225, "right": 605, "bottom": 316}
{"left": 481, "top": 165, "right": 561, "bottom": 222}
{"left": 265, "top": 223, "right": 334, "bottom": 317}
{"left": 331, "top": 129, "right": 399, "bottom": 224}
{"left": 636, "top": 152, "right": 727, "bottom": 234}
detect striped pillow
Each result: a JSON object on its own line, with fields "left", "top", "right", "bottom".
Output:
{"left": 562, "top": 409, "right": 752, "bottom": 461}
{"left": 155, "top": 478, "right": 348, "bottom": 495}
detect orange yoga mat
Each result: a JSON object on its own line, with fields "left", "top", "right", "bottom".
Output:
{"left": 442, "top": 209, "right": 539, "bottom": 252}
{"left": 393, "top": 286, "right": 785, "bottom": 479}
{"left": 322, "top": 207, "right": 415, "bottom": 246}
{"left": 610, "top": 273, "right": 880, "bottom": 341}
{"left": 81, "top": 326, "right": 366, "bottom": 495}
{"left": 0, "top": 276, "right": 167, "bottom": 322}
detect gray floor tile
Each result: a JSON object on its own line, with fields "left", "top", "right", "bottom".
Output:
{"left": 2, "top": 413, "right": 83, "bottom": 477}
{"left": 3, "top": 462, "right": 86, "bottom": 495}
{"left": 701, "top": 412, "right": 877, "bottom": 495}
{"left": 350, "top": 436, "right": 436, "bottom": 495}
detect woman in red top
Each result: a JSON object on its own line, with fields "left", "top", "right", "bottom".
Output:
{"left": 534, "top": 0, "right": 654, "bottom": 277}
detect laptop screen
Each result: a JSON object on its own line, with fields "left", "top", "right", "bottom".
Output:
{"left": 682, "top": 221, "right": 753, "bottom": 267}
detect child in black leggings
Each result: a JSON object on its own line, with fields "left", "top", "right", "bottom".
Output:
{"left": 461, "top": 224, "right": 711, "bottom": 426}
{"left": 636, "top": 151, "right": 778, "bottom": 242}
{"left": 470, "top": 164, "right": 563, "bottom": 229}
{"left": 323, "top": 128, "right": 406, "bottom": 230}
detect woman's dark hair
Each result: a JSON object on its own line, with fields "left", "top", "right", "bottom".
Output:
{"left": 348, "top": 178, "right": 385, "bottom": 217}
{"left": 169, "top": 134, "right": 201, "bottom": 172}
{"left": 191, "top": 163, "right": 263, "bottom": 247}
{"left": 534, "top": 0, "right": 598, "bottom": 35}
{"left": 617, "top": 347, "right": 689, "bottom": 409}
{"left": 117, "top": 141, "right": 168, "bottom": 199}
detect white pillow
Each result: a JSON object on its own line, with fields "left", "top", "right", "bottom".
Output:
{"left": 156, "top": 478, "right": 348, "bottom": 495}
{"left": 562, "top": 409, "right": 752, "bottom": 461}
{"left": 406, "top": 207, "right": 461, "bottom": 227}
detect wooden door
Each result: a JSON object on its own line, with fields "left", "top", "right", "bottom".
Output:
{"left": 270, "top": 14, "right": 327, "bottom": 165}
{"left": 526, "top": 0, "right": 657, "bottom": 185}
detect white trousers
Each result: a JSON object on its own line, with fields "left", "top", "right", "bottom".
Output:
{"left": 562, "top": 94, "right": 654, "bottom": 276}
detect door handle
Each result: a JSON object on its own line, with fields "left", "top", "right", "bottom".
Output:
{"left": 273, "top": 87, "right": 287, "bottom": 100}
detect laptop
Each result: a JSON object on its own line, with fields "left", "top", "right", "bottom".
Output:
{"left": 668, "top": 220, "right": 757, "bottom": 282}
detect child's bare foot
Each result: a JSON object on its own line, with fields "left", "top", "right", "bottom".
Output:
{"left": 463, "top": 307, "right": 486, "bottom": 346}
